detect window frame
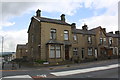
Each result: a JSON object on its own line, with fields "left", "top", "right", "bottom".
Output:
{"left": 88, "top": 36, "right": 92, "bottom": 44}
{"left": 64, "top": 30, "right": 69, "bottom": 40}
{"left": 88, "top": 48, "right": 93, "bottom": 56}
{"left": 49, "top": 45, "right": 61, "bottom": 59}
{"left": 73, "top": 48, "right": 78, "bottom": 56}
{"left": 73, "top": 34, "right": 77, "bottom": 41}
{"left": 50, "top": 29, "right": 56, "bottom": 40}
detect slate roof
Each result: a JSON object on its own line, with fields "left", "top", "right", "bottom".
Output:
{"left": 72, "top": 29, "right": 95, "bottom": 35}
{"left": 46, "top": 40, "right": 72, "bottom": 45}
{"left": 17, "top": 44, "right": 27, "bottom": 49}
{"left": 46, "top": 40, "right": 64, "bottom": 45}
{"left": 106, "top": 33, "right": 119, "bottom": 38}
{"left": 33, "top": 16, "right": 71, "bottom": 26}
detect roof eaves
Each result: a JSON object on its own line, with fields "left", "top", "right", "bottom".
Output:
{"left": 33, "top": 16, "right": 40, "bottom": 22}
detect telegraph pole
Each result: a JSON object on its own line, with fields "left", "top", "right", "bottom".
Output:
{"left": 1, "top": 37, "right": 4, "bottom": 55}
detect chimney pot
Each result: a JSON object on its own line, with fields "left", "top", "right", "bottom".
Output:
{"left": 61, "top": 14, "right": 65, "bottom": 22}
{"left": 82, "top": 24, "right": 88, "bottom": 30}
{"left": 115, "top": 31, "right": 119, "bottom": 34}
{"left": 102, "top": 28, "right": 106, "bottom": 32}
{"left": 71, "top": 23, "right": 76, "bottom": 30}
{"left": 36, "top": 9, "right": 41, "bottom": 17}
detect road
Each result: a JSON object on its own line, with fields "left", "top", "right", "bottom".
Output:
{"left": 1, "top": 59, "right": 119, "bottom": 80}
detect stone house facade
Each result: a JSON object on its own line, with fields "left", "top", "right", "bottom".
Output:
{"left": 27, "top": 9, "right": 119, "bottom": 63}
{"left": 16, "top": 44, "right": 28, "bottom": 59}
{"left": 27, "top": 9, "right": 72, "bottom": 62}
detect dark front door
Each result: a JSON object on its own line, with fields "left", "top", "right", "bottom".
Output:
{"left": 65, "top": 46, "right": 69, "bottom": 60}
{"left": 81, "top": 48, "right": 84, "bottom": 59}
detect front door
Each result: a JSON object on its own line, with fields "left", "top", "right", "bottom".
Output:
{"left": 81, "top": 48, "right": 84, "bottom": 59}
{"left": 65, "top": 46, "right": 69, "bottom": 60}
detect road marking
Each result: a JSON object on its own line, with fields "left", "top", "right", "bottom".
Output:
{"left": 2, "top": 75, "right": 32, "bottom": 78}
{"left": 50, "top": 64, "right": 118, "bottom": 76}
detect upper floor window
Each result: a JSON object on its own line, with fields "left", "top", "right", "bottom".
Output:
{"left": 73, "top": 34, "right": 77, "bottom": 41}
{"left": 109, "top": 37, "right": 112, "bottom": 45}
{"left": 64, "top": 30, "right": 69, "bottom": 40}
{"left": 50, "top": 29, "right": 56, "bottom": 39}
{"left": 73, "top": 48, "right": 78, "bottom": 55}
{"left": 100, "top": 38, "right": 103, "bottom": 44}
{"left": 103, "top": 38, "right": 106, "bottom": 44}
{"left": 88, "top": 36, "right": 92, "bottom": 43}
{"left": 88, "top": 48, "right": 92, "bottom": 56}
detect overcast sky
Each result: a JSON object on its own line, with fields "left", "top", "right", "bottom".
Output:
{"left": 0, "top": 0, "right": 119, "bottom": 52}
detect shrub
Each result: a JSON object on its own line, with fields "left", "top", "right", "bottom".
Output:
{"left": 35, "top": 60, "right": 47, "bottom": 64}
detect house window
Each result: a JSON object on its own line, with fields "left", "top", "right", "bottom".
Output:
{"left": 64, "top": 30, "right": 69, "bottom": 40}
{"left": 88, "top": 48, "right": 92, "bottom": 56}
{"left": 109, "top": 37, "right": 112, "bottom": 45}
{"left": 100, "top": 38, "right": 103, "bottom": 44}
{"left": 88, "top": 36, "right": 92, "bottom": 43}
{"left": 73, "top": 34, "right": 77, "bottom": 41}
{"left": 49, "top": 45, "right": 61, "bottom": 58}
{"left": 50, "top": 45, "right": 55, "bottom": 58}
{"left": 56, "top": 46, "right": 61, "bottom": 58}
{"left": 50, "top": 29, "right": 56, "bottom": 39}
{"left": 103, "top": 38, "right": 106, "bottom": 44}
{"left": 114, "top": 47, "right": 118, "bottom": 55}
{"left": 73, "top": 48, "right": 78, "bottom": 55}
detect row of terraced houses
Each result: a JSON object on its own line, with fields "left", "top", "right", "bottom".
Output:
{"left": 16, "top": 9, "right": 120, "bottom": 64}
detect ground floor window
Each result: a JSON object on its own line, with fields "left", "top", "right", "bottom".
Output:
{"left": 88, "top": 48, "right": 93, "bottom": 56}
{"left": 73, "top": 48, "right": 78, "bottom": 55}
{"left": 49, "top": 45, "right": 61, "bottom": 58}
{"left": 114, "top": 47, "right": 118, "bottom": 55}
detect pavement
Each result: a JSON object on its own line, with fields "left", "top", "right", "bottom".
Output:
{"left": 1, "top": 58, "right": 118, "bottom": 71}
{"left": 1, "top": 59, "right": 119, "bottom": 79}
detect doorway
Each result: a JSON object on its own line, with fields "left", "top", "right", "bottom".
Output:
{"left": 81, "top": 48, "right": 84, "bottom": 59}
{"left": 65, "top": 46, "right": 69, "bottom": 60}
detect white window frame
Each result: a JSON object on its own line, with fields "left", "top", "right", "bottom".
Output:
{"left": 50, "top": 29, "right": 56, "bottom": 39}
{"left": 88, "top": 48, "right": 92, "bottom": 56}
{"left": 56, "top": 46, "right": 61, "bottom": 58}
{"left": 73, "top": 34, "right": 77, "bottom": 41}
{"left": 49, "top": 46, "right": 55, "bottom": 58}
{"left": 49, "top": 45, "right": 61, "bottom": 58}
{"left": 64, "top": 30, "right": 69, "bottom": 40}
{"left": 73, "top": 48, "right": 78, "bottom": 55}
{"left": 88, "top": 36, "right": 92, "bottom": 43}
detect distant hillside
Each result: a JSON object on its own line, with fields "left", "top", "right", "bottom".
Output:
{"left": 0, "top": 52, "right": 15, "bottom": 56}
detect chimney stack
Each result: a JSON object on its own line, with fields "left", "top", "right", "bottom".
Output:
{"left": 61, "top": 14, "right": 65, "bottom": 22}
{"left": 109, "top": 31, "right": 113, "bottom": 34}
{"left": 102, "top": 28, "right": 106, "bottom": 32}
{"left": 36, "top": 9, "right": 41, "bottom": 17}
{"left": 115, "top": 31, "right": 119, "bottom": 34}
{"left": 82, "top": 24, "right": 88, "bottom": 30}
{"left": 71, "top": 23, "right": 76, "bottom": 30}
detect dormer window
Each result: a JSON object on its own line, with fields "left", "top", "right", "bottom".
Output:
{"left": 50, "top": 29, "right": 56, "bottom": 39}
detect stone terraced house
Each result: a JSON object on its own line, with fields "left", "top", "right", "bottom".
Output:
{"left": 24, "top": 9, "right": 120, "bottom": 64}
